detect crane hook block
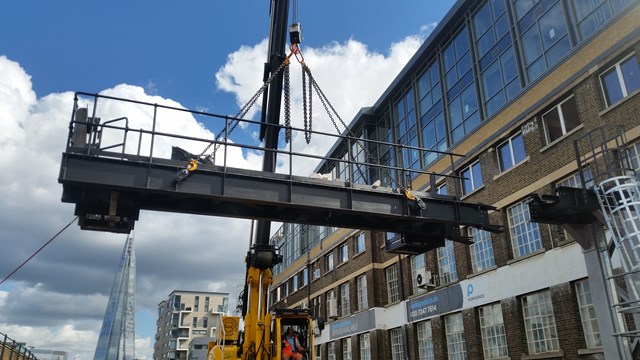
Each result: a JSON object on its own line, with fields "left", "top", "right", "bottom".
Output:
{"left": 289, "top": 23, "right": 302, "bottom": 44}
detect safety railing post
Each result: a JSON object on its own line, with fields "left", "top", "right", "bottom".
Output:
{"left": 149, "top": 104, "right": 158, "bottom": 163}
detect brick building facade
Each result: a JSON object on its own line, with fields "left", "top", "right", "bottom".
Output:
{"left": 272, "top": 0, "right": 640, "bottom": 359}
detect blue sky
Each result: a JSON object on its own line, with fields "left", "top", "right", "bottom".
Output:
{"left": 0, "top": 1, "right": 456, "bottom": 359}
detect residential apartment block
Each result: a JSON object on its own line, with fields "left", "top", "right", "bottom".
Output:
{"left": 271, "top": 0, "right": 640, "bottom": 359}
{"left": 153, "top": 290, "right": 229, "bottom": 360}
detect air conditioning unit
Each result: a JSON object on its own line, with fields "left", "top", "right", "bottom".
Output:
{"left": 416, "top": 269, "right": 436, "bottom": 288}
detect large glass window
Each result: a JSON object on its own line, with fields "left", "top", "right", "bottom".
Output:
{"left": 469, "top": 227, "right": 496, "bottom": 273}
{"left": 575, "top": 279, "right": 601, "bottom": 348}
{"left": 359, "top": 333, "right": 371, "bottom": 360}
{"left": 327, "top": 289, "right": 337, "bottom": 318}
{"left": 461, "top": 160, "right": 483, "bottom": 195}
{"left": 411, "top": 254, "right": 428, "bottom": 295}
{"left": 340, "top": 282, "right": 350, "bottom": 317}
{"left": 390, "top": 328, "right": 406, "bottom": 360}
{"left": 522, "top": 291, "right": 559, "bottom": 354}
{"left": 445, "top": 313, "right": 467, "bottom": 360}
{"left": 342, "top": 338, "right": 352, "bottom": 360}
{"left": 571, "top": 0, "right": 633, "bottom": 40}
{"left": 542, "top": 95, "right": 580, "bottom": 143}
{"left": 326, "top": 252, "right": 334, "bottom": 272}
{"left": 497, "top": 132, "right": 526, "bottom": 172}
{"left": 479, "top": 303, "right": 508, "bottom": 359}
{"left": 396, "top": 88, "right": 421, "bottom": 173}
{"left": 418, "top": 60, "right": 447, "bottom": 165}
{"left": 357, "top": 275, "right": 368, "bottom": 311}
{"left": 351, "top": 134, "right": 368, "bottom": 185}
{"left": 328, "top": 342, "right": 336, "bottom": 360}
{"left": 444, "top": 26, "right": 481, "bottom": 143}
{"left": 437, "top": 240, "right": 458, "bottom": 285}
{"left": 355, "top": 232, "right": 366, "bottom": 254}
{"left": 339, "top": 243, "right": 349, "bottom": 264}
{"left": 600, "top": 53, "right": 640, "bottom": 107}
{"left": 508, "top": 200, "right": 542, "bottom": 258}
{"left": 369, "top": 113, "right": 396, "bottom": 187}
{"left": 474, "top": 0, "right": 522, "bottom": 116}
{"left": 386, "top": 264, "right": 401, "bottom": 303}
{"left": 515, "top": 0, "right": 571, "bottom": 82}
{"left": 417, "top": 320, "right": 435, "bottom": 360}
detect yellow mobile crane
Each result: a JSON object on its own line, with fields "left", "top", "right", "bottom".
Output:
{"left": 210, "top": 1, "right": 319, "bottom": 359}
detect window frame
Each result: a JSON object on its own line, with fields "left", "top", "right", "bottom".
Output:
{"left": 460, "top": 160, "right": 483, "bottom": 195}
{"left": 386, "top": 264, "right": 401, "bottom": 304}
{"left": 359, "top": 333, "right": 371, "bottom": 360}
{"left": 600, "top": 52, "right": 640, "bottom": 107}
{"left": 390, "top": 327, "right": 406, "bottom": 360}
{"left": 340, "top": 282, "right": 351, "bottom": 317}
{"left": 355, "top": 232, "right": 366, "bottom": 254}
{"left": 437, "top": 240, "right": 458, "bottom": 285}
{"left": 445, "top": 312, "right": 467, "bottom": 360}
{"left": 339, "top": 242, "right": 349, "bottom": 264}
{"left": 326, "top": 252, "right": 334, "bottom": 272}
{"left": 522, "top": 290, "right": 559, "bottom": 354}
{"left": 507, "top": 200, "right": 542, "bottom": 258}
{"left": 417, "top": 320, "right": 435, "bottom": 360}
{"left": 356, "top": 274, "right": 368, "bottom": 311}
{"left": 575, "top": 279, "right": 601, "bottom": 349}
{"left": 479, "top": 303, "right": 508, "bottom": 359}
{"left": 469, "top": 227, "right": 495, "bottom": 273}
{"left": 541, "top": 95, "right": 580, "bottom": 144}
{"left": 497, "top": 132, "right": 526, "bottom": 172}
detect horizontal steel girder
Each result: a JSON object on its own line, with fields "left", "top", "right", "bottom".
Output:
{"left": 59, "top": 152, "right": 498, "bottom": 236}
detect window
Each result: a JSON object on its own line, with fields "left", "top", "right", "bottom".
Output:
{"left": 284, "top": 282, "right": 289, "bottom": 297}
{"left": 192, "top": 317, "right": 198, "bottom": 328}
{"left": 359, "top": 333, "right": 371, "bottom": 360}
{"left": 386, "top": 264, "right": 401, "bottom": 303}
{"left": 445, "top": 313, "right": 467, "bottom": 360}
{"left": 355, "top": 233, "right": 366, "bottom": 254}
{"left": 479, "top": 303, "right": 508, "bottom": 359}
{"left": 522, "top": 291, "right": 559, "bottom": 354}
{"left": 342, "top": 338, "right": 352, "bottom": 360}
{"left": 473, "top": 0, "right": 521, "bottom": 116}
{"left": 418, "top": 59, "right": 447, "bottom": 165}
{"left": 576, "top": 279, "right": 601, "bottom": 348}
{"left": 326, "top": 252, "right": 334, "bottom": 272}
{"left": 328, "top": 342, "right": 336, "bottom": 360}
{"left": 314, "top": 344, "right": 322, "bottom": 360}
{"left": 340, "top": 282, "right": 350, "bottom": 317}
{"left": 203, "top": 317, "right": 208, "bottom": 329}
{"left": 411, "top": 254, "right": 427, "bottom": 295}
{"left": 351, "top": 134, "right": 368, "bottom": 185}
{"left": 469, "top": 227, "right": 495, "bottom": 273}
{"left": 437, "top": 183, "right": 448, "bottom": 195}
{"left": 417, "top": 320, "right": 435, "bottom": 360}
{"left": 327, "top": 290, "right": 337, "bottom": 318}
{"left": 395, "top": 88, "right": 421, "bottom": 172}
{"left": 437, "top": 240, "right": 458, "bottom": 285}
{"left": 357, "top": 275, "right": 368, "bottom": 311}
{"left": 339, "top": 243, "right": 349, "bottom": 264}
{"left": 508, "top": 200, "right": 542, "bottom": 258}
{"left": 205, "top": 297, "right": 209, "bottom": 312}
{"left": 557, "top": 168, "right": 594, "bottom": 189}
{"left": 542, "top": 95, "right": 580, "bottom": 143}
{"left": 461, "top": 160, "right": 483, "bottom": 195}
{"left": 600, "top": 53, "right": 640, "bottom": 106}
{"left": 444, "top": 26, "right": 481, "bottom": 143}
{"left": 571, "top": 0, "right": 633, "bottom": 40}
{"left": 515, "top": 0, "right": 571, "bottom": 82}
{"left": 194, "top": 296, "right": 199, "bottom": 312}
{"left": 497, "top": 133, "right": 526, "bottom": 172}
{"left": 293, "top": 275, "right": 299, "bottom": 292}
{"left": 390, "top": 328, "right": 405, "bottom": 360}
{"left": 302, "top": 267, "right": 309, "bottom": 287}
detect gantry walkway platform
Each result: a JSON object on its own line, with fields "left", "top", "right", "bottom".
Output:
{"left": 59, "top": 93, "right": 499, "bottom": 251}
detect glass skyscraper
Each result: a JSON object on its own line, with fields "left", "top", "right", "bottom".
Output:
{"left": 93, "top": 236, "right": 136, "bottom": 360}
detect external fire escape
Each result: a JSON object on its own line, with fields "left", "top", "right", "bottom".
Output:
{"left": 529, "top": 125, "right": 640, "bottom": 359}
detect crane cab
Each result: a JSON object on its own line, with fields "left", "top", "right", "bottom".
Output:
{"left": 208, "top": 309, "right": 319, "bottom": 360}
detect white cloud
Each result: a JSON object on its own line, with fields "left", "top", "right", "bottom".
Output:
{"left": 0, "top": 25, "right": 424, "bottom": 360}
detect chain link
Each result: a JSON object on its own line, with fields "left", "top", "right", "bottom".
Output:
{"left": 195, "top": 60, "right": 290, "bottom": 163}
{"left": 284, "top": 63, "right": 292, "bottom": 143}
